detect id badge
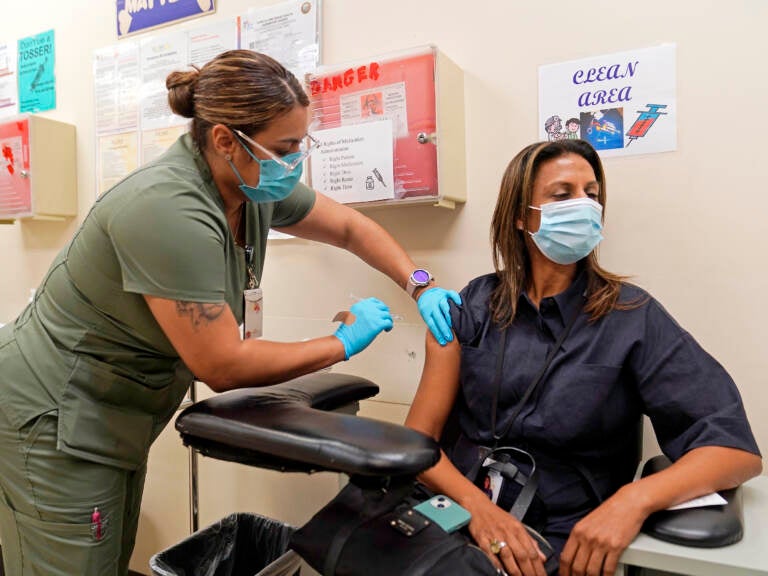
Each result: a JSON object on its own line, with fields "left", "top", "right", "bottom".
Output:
{"left": 481, "top": 457, "right": 504, "bottom": 504}
{"left": 243, "top": 288, "right": 263, "bottom": 339}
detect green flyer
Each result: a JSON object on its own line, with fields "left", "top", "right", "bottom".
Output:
{"left": 18, "top": 29, "right": 56, "bottom": 113}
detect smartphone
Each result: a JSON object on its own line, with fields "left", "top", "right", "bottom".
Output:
{"left": 412, "top": 495, "right": 471, "bottom": 533}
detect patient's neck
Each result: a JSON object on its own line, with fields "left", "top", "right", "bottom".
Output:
{"left": 526, "top": 257, "right": 577, "bottom": 309}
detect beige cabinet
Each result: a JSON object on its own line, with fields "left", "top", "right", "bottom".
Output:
{"left": 0, "top": 115, "right": 77, "bottom": 223}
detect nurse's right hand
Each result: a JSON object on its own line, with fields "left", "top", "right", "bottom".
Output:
{"left": 334, "top": 297, "right": 393, "bottom": 360}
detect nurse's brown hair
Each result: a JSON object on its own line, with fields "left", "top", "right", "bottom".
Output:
{"left": 166, "top": 50, "right": 309, "bottom": 148}
{"left": 490, "top": 139, "right": 629, "bottom": 326}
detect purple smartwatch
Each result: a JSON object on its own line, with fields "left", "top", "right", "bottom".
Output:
{"left": 407, "top": 268, "right": 434, "bottom": 297}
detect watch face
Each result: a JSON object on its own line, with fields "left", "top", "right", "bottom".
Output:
{"left": 412, "top": 269, "right": 431, "bottom": 284}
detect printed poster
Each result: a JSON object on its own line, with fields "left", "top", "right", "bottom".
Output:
{"left": 0, "top": 41, "right": 18, "bottom": 118}
{"left": 339, "top": 81, "right": 408, "bottom": 139}
{"left": 309, "top": 119, "right": 394, "bottom": 204}
{"left": 93, "top": 42, "right": 140, "bottom": 135}
{"left": 138, "top": 32, "right": 188, "bottom": 132}
{"left": 97, "top": 132, "right": 139, "bottom": 196}
{"left": 240, "top": 0, "right": 320, "bottom": 81}
{"left": 187, "top": 18, "right": 238, "bottom": 68}
{"left": 141, "top": 124, "right": 187, "bottom": 164}
{"left": 118, "top": 0, "right": 216, "bottom": 39}
{"left": 539, "top": 44, "right": 676, "bottom": 157}
{"left": 17, "top": 30, "right": 56, "bottom": 113}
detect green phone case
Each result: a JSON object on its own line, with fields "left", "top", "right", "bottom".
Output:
{"left": 413, "top": 495, "right": 472, "bottom": 533}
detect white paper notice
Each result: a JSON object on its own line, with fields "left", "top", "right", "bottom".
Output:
{"left": 0, "top": 41, "right": 18, "bottom": 118}
{"left": 97, "top": 132, "right": 139, "bottom": 196}
{"left": 93, "top": 42, "right": 140, "bottom": 135}
{"left": 188, "top": 19, "right": 239, "bottom": 69}
{"left": 139, "top": 32, "right": 188, "bottom": 132}
{"left": 310, "top": 120, "right": 394, "bottom": 204}
{"left": 667, "top": 492, "right": 727, "bottom": 511}
{"left": 240, "top": 0, "right": 320, "bottom": 81}
{"left": 339, "top": 81, "right": 409, "bottom": 139}
{"left": 539, "top": 44, "right": 676, "bottom": 157}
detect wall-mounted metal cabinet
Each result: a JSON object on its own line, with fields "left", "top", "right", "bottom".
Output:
{"left": 307, "top": 45, "right": 466, "bottom": 209}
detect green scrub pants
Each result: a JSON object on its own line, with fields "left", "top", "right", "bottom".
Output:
{"left": 0, "top": 407, "right": 147, "bottom": 575}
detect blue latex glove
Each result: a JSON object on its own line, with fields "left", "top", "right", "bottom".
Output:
{"left": 417, "top": 287, "right": 462, "bottom": 346}
{"left": 334, "top": 297, "right": 394, "bottom": 360}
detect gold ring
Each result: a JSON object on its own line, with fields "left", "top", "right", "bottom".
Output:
{"left": 490, "top": 539, "right": 507, "bottom": 555}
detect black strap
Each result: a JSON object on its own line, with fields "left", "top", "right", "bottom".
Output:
{"left": 488, "top": 330, "right": 508, "bottom": 442}
{"left": 322, "top": 480, "right": 413, "bottom": 576}
{"left": 570, "top": 459, "right": 604, "bottom": 504}
{"left": 492, "top": 305, "right": 581, "bottom": 444}
{"left": 483, "top": 446, "right": 540, "bottom": 521}
{"left": 484, "top": 304, "right": 581, "bottom": 520}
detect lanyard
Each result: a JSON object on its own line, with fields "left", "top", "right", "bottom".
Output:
{"left": 245, "top": 244, "right": 258, "bottom": 289}
{"left": 242, "top": 205, "right": 259, "bottom": 289}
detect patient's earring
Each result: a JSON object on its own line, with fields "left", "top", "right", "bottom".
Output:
{"left": 225, "top": 154, "right": 232, "bottom": 161}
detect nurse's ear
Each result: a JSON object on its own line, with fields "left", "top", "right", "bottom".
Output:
{"left": 209, "top": 124, "right": 237, "bottom": 158}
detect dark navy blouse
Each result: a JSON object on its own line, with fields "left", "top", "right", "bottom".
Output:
{"left": 446, "top": 270, "right": 759, "bottom": 544}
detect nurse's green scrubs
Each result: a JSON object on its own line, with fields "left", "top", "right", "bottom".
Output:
{"left": 0, "top": 133, "right": 315, "bottom": 575}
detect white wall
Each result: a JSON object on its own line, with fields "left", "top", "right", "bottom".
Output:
{"left": 2, "top": 0, "right": 766, "bottom": 571}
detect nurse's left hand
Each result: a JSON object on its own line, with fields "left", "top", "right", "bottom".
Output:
{"left": 334, "top": 297, "right": 394, "bottom": 360}
{"left": 417, "top": 287, "right": 461, "bottom": 346}
{"left": 558, "top": 485, "right": 646, "bottom": 576}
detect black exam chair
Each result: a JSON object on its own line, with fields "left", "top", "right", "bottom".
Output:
{"left": 173, "top": 373, "right": 743, "bottom": 576}
{"left": 172, "top": 372, "right": 440, "bottom": 575}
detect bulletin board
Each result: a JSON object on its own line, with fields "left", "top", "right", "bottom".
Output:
{"left": 0, "top": 117, "right": 32, "bottom": 219}
{"left": 307, "top": 45, "right": 466, "bottom": 208}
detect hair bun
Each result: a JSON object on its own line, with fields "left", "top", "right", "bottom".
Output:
{"left": 166, "top": 67, "right": 199, "bottom": 119}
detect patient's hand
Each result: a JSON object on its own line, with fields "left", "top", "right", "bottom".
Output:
{"left": 465, "top": 494, "right": 547, "bottom": 576}
{"left": 559, "top": 484, "right": 646, "bottom": 576}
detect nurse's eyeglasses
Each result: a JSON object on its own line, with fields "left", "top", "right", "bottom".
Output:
{"left": 233, "top": 128, "right": 321, "bottom": 173}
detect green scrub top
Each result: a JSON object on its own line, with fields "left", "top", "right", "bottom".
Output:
{"left": 0, "top": 133, "right": 316, "bottom": 469}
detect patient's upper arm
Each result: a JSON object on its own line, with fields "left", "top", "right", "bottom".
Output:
{"left": 405, "top": 332, "right": 462, "bottom": 440}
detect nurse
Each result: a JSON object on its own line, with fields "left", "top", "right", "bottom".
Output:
{"left": 405, "top": 139, "right": 761, "bottom": 576}
{"left": 0, "top": 50, "right": 459, "bottom": 575}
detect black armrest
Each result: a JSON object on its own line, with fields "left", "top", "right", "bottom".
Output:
{"left": 176, "top": 372, "right": 440, "bottom": 478}
{"left": 640, "top": 455, "right": 743, "bottom": 547}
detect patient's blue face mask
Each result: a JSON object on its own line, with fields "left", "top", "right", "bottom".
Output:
{"left": 228, "top": 130, "right": 316, "bottom": 204}
{"left": 528, "top": 197, "right": 604, "bottom": 265}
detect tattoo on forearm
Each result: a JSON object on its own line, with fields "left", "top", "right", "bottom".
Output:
{"left": 176, "top": 301, "right": 225, "bottom": 330}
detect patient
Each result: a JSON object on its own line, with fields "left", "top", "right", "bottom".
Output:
{"left": 405, "top": 139, "right": 762, "bottom": 576}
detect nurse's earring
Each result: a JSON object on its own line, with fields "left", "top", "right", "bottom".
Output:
{"left": 225, "top": 154, "right": 232, "bottom": 161}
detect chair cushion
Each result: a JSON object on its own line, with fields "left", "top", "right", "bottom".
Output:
{"left": 175, "top": 372, "right": 440, "bottom": 477}
{"left": 640, "top": 455, "right": 743, "bottom": 547}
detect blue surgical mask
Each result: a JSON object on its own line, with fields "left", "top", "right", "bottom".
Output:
{"left": 528, "top": 197, "right": 604, "bottom": 265}
{"left": 228, "top": 139, "right": 303, "bottom": 204}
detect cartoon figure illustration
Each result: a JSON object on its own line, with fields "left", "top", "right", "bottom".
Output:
{"left": 580, "top": 108, "right": 624, "bottom": 150}
{"left": 544, "top": 115, "right": 567, "bottom": 142}
{"left": 626, "top": 103, "right": 667, "bottom": 146}
{"left": 565, "top": 117, "right": 581, "bottom": 140}
{"left": 361, "top": 92, "right": 383, "bottom": 117}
